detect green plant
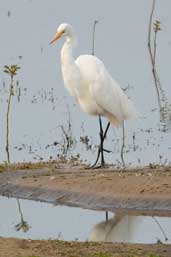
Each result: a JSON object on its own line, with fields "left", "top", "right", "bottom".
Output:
{"left": 148, "top": 0, "right": 171, "bottom": 130}
{"left": 92, "top": 20, "right": 98, "bottom": 55}
{"left": 148, "top": 254, "right": 160, "bottom": 257}
{"left": 60, "top": 125, "right": 75, "bottom": 154}
{"left": 148, "top": 0, "right": 161, "bottom": 110}
{"left": 80, "top": 135, "right": 92, "bottom": 151}
{"left": 120, "top": 121, "right": 126, "bottom": 167}
{"left": 57, "top": 105, "right": 76, "bottom": 160}
{"left": 3, "top": 64, "right": 20, "bottom": 163}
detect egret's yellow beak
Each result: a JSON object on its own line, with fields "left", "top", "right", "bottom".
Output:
{"left": 50, "top": 31, "right": 63, "bottom": 44}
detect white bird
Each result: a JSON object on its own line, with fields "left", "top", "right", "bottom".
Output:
{"left": 50, "top": 23, "right": 137, "bottom": 167}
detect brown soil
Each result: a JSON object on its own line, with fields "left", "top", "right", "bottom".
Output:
{"left": 13, "top": 164, "right": 171, "bottom": 215}
{"left": 0, "top": 238, "right": 170, "bottom": 257}
{"left": 21, "top": 164, "right": 171, "bottom": 201}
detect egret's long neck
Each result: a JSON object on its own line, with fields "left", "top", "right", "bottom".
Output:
{"left": 61, "top": 35, "right": 81, "bottom": 97}
{"left": 61, "top": 38, "right": 75, "bottom": 66}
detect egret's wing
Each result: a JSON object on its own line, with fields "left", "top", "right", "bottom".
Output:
{"left": 76, "top": 55, "right": 136, "bottom": 125}
{"left": 93, "top": 71, "right": 137, "bottom": 124}
{"left": 91, "top": 63, "right": 125, "bottom": 119}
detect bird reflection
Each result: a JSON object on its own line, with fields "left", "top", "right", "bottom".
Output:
{"left": 89, "top": 213, "right": 140, "bottom": 243}
{"left": 89, "top": 212, "right": 168, "bottom": 243}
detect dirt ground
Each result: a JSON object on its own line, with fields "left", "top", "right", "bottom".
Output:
{"left": 0, "top": 237, "right": 170, "bottom": 257}
{"left": 20, "top": 164, "right": 171, "bottom": 201}
{"left": 13, "top": 163, "right": 171, "bottom": 215}
{"left": 0, "top": 162, "right": 171, "bottom": 257}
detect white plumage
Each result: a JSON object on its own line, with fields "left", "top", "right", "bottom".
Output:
{"left": 50, "top": 23, "right": 136, "bottom": 127}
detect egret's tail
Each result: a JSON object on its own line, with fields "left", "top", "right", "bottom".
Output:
{"left": 104, "top": 112, "right": 123, "bottom": 127}
{"left": 105, "top": 98, "right": 137, "bottom": 127}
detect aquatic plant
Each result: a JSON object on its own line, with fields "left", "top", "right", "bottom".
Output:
{"left": 45, "top": 109, "right": 77, "bottom": 162}
{"left": 50, "top": 105, "right": 77, "bottom": 161}
{"left": 92, "top": 20, "right": 98, "bottom": 56}
{"left": 80, "top": 135, "right": 92, "bottom": 151}
{"left": 120, "top": 122, "right": 126, "bottom": 167}
{"left": 60, "top": 125, "right": 75, "bottom": 156}
{"left": 148, "top": 1, "right": 161, "bottom": 108}
{"left": 148, "top": 0, "right": 171, "bottom": 130}
{"left": 60, "top": 106, "right": 76, "bottom": 158}
{"left": 3, "top": 64, "right": 20, "bottom": 163}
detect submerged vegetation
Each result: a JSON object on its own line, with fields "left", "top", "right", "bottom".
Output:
{"left": 59, "top": 106, "right": 76, "bottom": 159}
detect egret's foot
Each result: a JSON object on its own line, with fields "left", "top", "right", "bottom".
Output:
{"left": 90, "top": 147, "right": 112, "bottom": 169}
{"left": 89, "top": 163, "right": 106, "bottom": 169}
{"left": 94, "top": 163, "right": 106, "bottom": 169}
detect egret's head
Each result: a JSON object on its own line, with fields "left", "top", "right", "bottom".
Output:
{"left": 50, "top": 23, "right": 76, "bottom": 44}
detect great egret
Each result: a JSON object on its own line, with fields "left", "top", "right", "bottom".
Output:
{"left": 50, "top": 23, "right": 137, "bottom": 167}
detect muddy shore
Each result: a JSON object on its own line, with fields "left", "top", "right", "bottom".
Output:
{"left": 0, "top": 163, "right": 171, "bottom": 215}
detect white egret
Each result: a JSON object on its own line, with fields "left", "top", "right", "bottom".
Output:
{"left": 50, "top": 23, "right": 137, "bottom": 167}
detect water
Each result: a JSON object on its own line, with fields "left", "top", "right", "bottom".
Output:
{"left": 1, "top": 196, "right": 171, "bottom": 244}
{"left": 0, "top": 0, "right": 170, "bottom": 165}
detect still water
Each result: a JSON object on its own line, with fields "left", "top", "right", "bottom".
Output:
{"left": 0, "top": 1, "right": 171, "bottom": 165}
{"left": 1, "top": 196, "right": 171, "bottom": 244}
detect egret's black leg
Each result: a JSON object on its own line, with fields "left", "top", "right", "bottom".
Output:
{"left": 103, "top": 122, "right": 110, "bottom": 144}
{"left": 105, "top": 211, "right": 109, "bottom": 221}
{"left": 99, "top": 116, "right": 105, "bottom": 167}
{"left": 91, "top": 117, "right": 110, "bottom": 168}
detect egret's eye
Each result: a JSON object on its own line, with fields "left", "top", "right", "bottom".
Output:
{"left": 62, "top": 30, "right": 65, "bottom": 34}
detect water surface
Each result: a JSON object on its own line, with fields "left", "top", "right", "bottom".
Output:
{"left": 0, "top": 0, "right": 170, "bottom": 165}
{"left": 1, "top": 196, "right": 171, "bottom": 244}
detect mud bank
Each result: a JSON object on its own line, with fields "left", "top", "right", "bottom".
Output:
{"left": 0, "top": 163, "right": 171, "bottom": 215}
